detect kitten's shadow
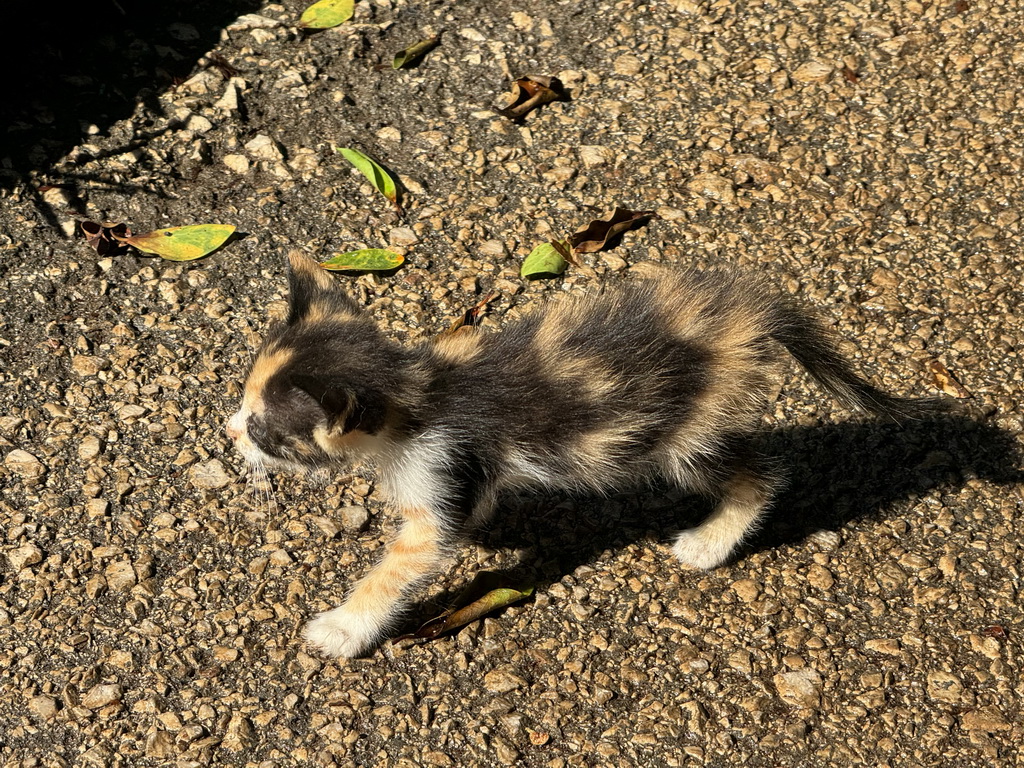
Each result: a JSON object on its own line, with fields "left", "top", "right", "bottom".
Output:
{"left": 412, "top": 412, "right": 1021, "bottom": 628}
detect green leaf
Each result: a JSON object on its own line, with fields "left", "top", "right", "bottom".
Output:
{"left": 520, "top": 240, "right": 570, "bottom": 279}
{"left": 392, "top": 36, "right": 440, "bottom": 69}
{"left": 337, "top": 147, "right": 399, "bottom": 208}
{"left": 120, "top": 224, "right": 236, "bottom": 261}
{"left": 399, "top": 572, "right": 534, "bottom": 641}
{"left": 299, "top": 0, "right": 354, "bottom": 28}
{"left": 319, "top": 249, "right": 404, "bottom": 271}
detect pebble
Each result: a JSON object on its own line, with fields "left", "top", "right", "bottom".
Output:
{"left": 78, "top": 436, "right": 103, "bottom": 461}
{"left": 687, "top": 173, "right": 736, "bottom": 204}
{"left": 772, "top": 669, "right": 822, "bottom": 709}
{"left": 28, "top": 694, "right": 58, "bottom": 720}
{"left": 223, "top": 154, "right": 250, "bottom": 174}
{"left": 340, "top": 505, "right": 370, "bottom": 532}
{"left": 484, "top": 668, "right": 527, "bottom": 693}
{"left": 245, "top": 134, "right": 284, "bottom": 162}
{"left": 791, "top": 60, "right": 834, "bottom": 83}
{"left": 578, "top": 145, "right": 615, "bottom": 168}
{"left": 222, "top": 714, "right": 257, "bottom": 751}
{"left": 190, "top": 459, "right": 234, "bottom": 489}
{"left": 105, "top": 561, "right": 137, "bottom": 591}
{"left": 4, "top": 449, "right": 45, "bottom": 479}
{"left": 7, "top": 544, "right": 43, "bottom": 570}
{"left": 960, "top": 707, "right": 1010, "bottom": 732}
{"left": 81, "top": 684, "right": 122, "bottom": 709}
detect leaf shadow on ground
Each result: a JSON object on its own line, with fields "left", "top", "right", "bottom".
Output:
{"left": 407, "top": 412, "right": 1023, "bottom": 631}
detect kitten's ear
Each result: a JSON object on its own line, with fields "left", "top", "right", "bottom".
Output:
{"left": 286, "top": 250, "right": 359, "bottom": 323}
{"left": 290, "top": 374, "right": 356, "bottom": 432}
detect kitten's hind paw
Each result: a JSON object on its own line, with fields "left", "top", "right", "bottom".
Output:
{"left": 671, "top": 529, "right": 734, "bottom": 570}
{"left": 303, "top": 608, "right": 380, "bottom": 659}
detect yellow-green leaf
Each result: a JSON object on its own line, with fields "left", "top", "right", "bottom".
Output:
{"left": 121, "top": 224, "right": 236, "bottom": 261}
{"left": 520, "top": 240, "right": 570, "bottom": 279}
{"left": 399, "top": 572, "right": 534, "bottom": 641}
{"left": 337, "top": 147, "right": 399, "bottom": 207}
{"left": 392, "top": 36, "right": 440, "bottom": 69}
{"left": 319, "top": 249, "right": 404, "bottom": 271}
{"left": 299, "top": 0, "right": 354, "bottom": 28}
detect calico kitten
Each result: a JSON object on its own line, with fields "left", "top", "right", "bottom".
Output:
{"left": 227, "top": 250, "right": 943, "bottom": 658}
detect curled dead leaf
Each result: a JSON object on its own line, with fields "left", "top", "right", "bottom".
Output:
{"left": 79, "top": 221, "right": 133, "bottom": 256}
{"left": 570, "top": 208, "right": 656, "bottom": 254}
{"left": 493, "top": 75, "right": 568, "bottom": 121}
{"left": 439, "top": 292, "right": 499, "bottom": 337}
{"left": 395, "top": 571, "right": 533, "bottom": 643}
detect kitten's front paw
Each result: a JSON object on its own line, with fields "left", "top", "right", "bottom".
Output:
{"left": 671, "top": 529, "right": 733, "bottom": 570}
{"left": 303, "top": 607, "right": 381, "bottom": 659}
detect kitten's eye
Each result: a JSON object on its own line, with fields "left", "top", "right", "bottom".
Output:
{"left": 248, "top": 421, "right": 269, "bottom": 443}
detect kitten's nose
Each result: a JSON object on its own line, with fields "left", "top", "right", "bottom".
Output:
{"left": 226, "top": 412, "right": 244, "bottom": 442}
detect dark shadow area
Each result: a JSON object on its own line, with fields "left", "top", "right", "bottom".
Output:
{"left": 404, "top": 413, "right": 1022, "bottom": 631}
{"left": 1, "top": 0, "right": 263, "bottom": 191}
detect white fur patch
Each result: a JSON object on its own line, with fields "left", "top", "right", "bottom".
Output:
{"left": 377, "top": 430, "right": 452, "bottom": 513}
{"left": 303, "top": 606, "right": 384, "bottom": 659}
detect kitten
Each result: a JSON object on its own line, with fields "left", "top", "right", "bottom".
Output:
{"left": 227, "top": 250, "right": 943, "bottom": 658}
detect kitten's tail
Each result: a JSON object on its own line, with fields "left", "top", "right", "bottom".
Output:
{"left": 769, "top": 297, "right": 948, "bottom": 422}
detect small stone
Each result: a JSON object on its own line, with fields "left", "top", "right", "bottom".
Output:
{"left": 864, "top": 638, "right": 902, "bottom": 656}
{"left": 687, "top": 173, "right": 736, "bottom": 204}
{"left": 960, "top": 707, "right": 1010, "bottom": 732}
{"left": 484, "top": 668, "right": 527, "bottom": 693}
{"left": 927, "top": 670, "right": 964, "bottom": 704}
{"left": 71, "top": 355, "right": 108, "bottom": 376}
{"left": 223, "top": 154, "right": 250, "bottom": 174}
{"left": 792, "top": 60, "right": 834, "bottom": 83}
{"left": 222, "top": 714, "right": 257, "bottom": 751}
{"left": 493, "top": 737, "right": 519, "bottom": 765}
{"left": 730, "top": 578, "right": 761, "bottom": 602}
{"left": 310, "top": 515, "right": 341, "bottom": 538}
{"left": 7, "top": 544, "right": 43, "bottom": 570}
{"left": 510, "top": 12, "right": 533, "bottom": 31}
{"left": 579, "top": 145, "right": 615, "bottom": 168}
{"left": 478, "top": 240, "right": 507, "bottom": 258}
{"left": 190, "top": 459, "right": 233, "bottom": 489}
{"left": 28, "top": 694, "right": 58, "bottom": 720}
{"left": 79, "top": 436, "right": 103, "bottom": 461}
{"left": 105, "top": 560, "right": 137, "bottom": 591}
{"left": 5, "top": 449, "right": 45, "bottom": 479}
{"left": 186, "top": 114, "right": 213, "bottom": 134}
{"left": 613, "top": 54, "right": 644, "bottom": 75}
{"left": 806, "top": 564, "right": 834, "bottom": 590}
{"left": 215, "top": 83, "right": 240, "bottom": 111}
{"left": 82, "top": 684, "right": 122, "bottom": 710}
{"left": 389, "top": 227, "right": 419, "bottom": 247}
{"left": 245, "top": 135, "right": 284, "bottom": 161}
{"left": 86, "top": 499, "right": 110, "bottom": 517}
{"left": 340, "top": 505, "right": 370, "bottom": 533}
{"left": 144, "top": 730, "right": 175, "bottom": 758}
{"left": 773, "top": 668, "right": 823, "bottom": 709}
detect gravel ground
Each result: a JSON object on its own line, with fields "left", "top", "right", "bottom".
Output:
{"left": 2, "top": 0, "right": 1023, "bottom": 766}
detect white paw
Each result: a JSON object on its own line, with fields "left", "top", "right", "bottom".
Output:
{"left": 671, "top": 529, "right": 733, "bottom": 570}
{"left": 303, "top": 607, "right": 381, "bottom": 659}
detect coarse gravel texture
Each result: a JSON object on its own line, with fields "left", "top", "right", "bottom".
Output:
{"left": 2, "top": 0, "right": 1024, "bottom": 766}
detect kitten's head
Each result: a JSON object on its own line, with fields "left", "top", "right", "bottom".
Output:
{"left": 227, "top": 251, "right": 400, "bottom": 472}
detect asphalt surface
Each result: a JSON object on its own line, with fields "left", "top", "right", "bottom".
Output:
{"left": 1, "top": 0, "right": 1023, "bottom": 765}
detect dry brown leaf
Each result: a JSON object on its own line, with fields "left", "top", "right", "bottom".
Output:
{"left": 79, "top": 221, "right": 132, "bottom": 256}
{"left": 927, "top": 359, "right": 972, "bottom": 399}
{"left": 438, "top": 291, "right": 499, "bottom": 337}
{"left": 570, "top": 208, "right": 656, "bottom": 254}
{"left": 493, "top": 75, "right": 567, "bottom": 121}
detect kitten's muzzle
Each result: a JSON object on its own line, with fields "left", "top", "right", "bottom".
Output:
{"left": 226, "top": 411, "right": 245, "bottom": 442}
